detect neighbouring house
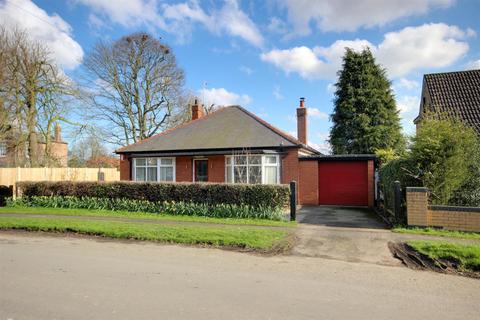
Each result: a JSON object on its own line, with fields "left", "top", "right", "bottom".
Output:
{"left": 116, "top": 98, "right": 376, "bottom": 207}
{"left": 414, "top": 69, "right": 480, "bottom": 133}
{"left": 0, "top": 123, "right": 68, "bottom": 167}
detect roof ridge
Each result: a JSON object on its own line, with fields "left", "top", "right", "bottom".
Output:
{"left": 116, "top": 106, "right": 229, "bottom": 153}
{"left": 424, "top": 69, "right": 480, "bottom": 77}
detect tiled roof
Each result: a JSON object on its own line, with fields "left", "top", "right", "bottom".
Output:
{"left": 117, "top": 106, "right": 319, "bottom": 154}
{"left": 423, "top": 69, "right": 480, "bottom": 133}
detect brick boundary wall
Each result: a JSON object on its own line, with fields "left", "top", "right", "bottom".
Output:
{"left": 406, "top": 187, "right": 480, "bottom": 232}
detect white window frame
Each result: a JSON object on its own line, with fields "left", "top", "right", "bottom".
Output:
{"left": 225, "top": 154, "right": 280, "bottom": 184}
{"left": 133, "top": 157, "right": 176, "bottom": 182}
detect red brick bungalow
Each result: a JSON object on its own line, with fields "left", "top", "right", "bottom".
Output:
{"left": 116, "top": 99, "right": 376, "bottom": 207}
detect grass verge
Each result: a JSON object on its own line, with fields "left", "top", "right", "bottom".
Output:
{"left": 0, "top": 216, "right": 290, "bottom": 251}
{"left": 0, "top": 206, "right": 295, "bottom": 227}
{"left": 393, "top": 227, "right": 480, "bottom": 240}
{"left": 407, "top": 240, "right": 480, "bottom": 272}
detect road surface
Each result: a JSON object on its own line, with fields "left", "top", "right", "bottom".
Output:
{"left": 1, "top": 232, "right": 479, "bottom": 320}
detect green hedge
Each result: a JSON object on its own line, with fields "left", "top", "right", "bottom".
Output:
{"left": 16, "top": 181, "right": 290, "bottom": 209}
{"left": 8, "top": 196, "right": 285, "bottom": 220}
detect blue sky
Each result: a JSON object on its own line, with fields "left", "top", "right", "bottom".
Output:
{"left": 1, "top": 0, "right": 479, "bottom": 153}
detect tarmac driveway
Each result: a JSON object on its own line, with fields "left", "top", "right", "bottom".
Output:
{"left": 293, "top": 206, "right": 479, "bottom": 266}
{"left": 297, "top": 206, "right": 386, "bottom": 229}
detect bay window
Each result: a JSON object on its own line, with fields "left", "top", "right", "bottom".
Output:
{"left": 134, "top": 157, "right": 175, "bottom": 182}
{"left": 225, "top": 155, "right": 280, "bottom": 184}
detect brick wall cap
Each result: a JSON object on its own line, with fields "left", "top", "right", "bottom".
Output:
{"left": 406, "top": 187, "right": 428, "bottom": 192}
{"left": 429, "top": 205, "right": 480, "bottom": 213}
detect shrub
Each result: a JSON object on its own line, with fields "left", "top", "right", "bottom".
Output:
{"left": 7, "top": 196, "right": 285, "bottom": 220}
{"left": 16, "top": 181, "right": 290, "bottom": 209}
{"left": 410, "top": 117, "right": 480, "bottom": 204}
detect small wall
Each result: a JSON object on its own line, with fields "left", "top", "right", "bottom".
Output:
{"left": 406, "top": 187, "right": 480, "bottom": 232}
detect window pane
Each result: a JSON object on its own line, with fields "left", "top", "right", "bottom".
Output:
{"left": 160, "top": 158, "right": 173, "bottom": 165}
{"left": 135, "top": 167, "right": 146, "bottom": 181}
{"left": 226, "top": 166, "right": 233, "bottom": 183}
{"left": 147, "top": 167, "right": 157, "bottom": 181}
{"left": 249, "top": 155, "right": 261, "bottom": 165}
{"left": 136, "top": 158, "right": 146, "bottom": 166}
{"left": 235, "top": 156, "right": 247, "bottom": 165}
{"left": 160, "top": 167, "right": 174, "bottom": 181}
{"left": 226, "top": 157, "right": 232, "bottom": 165}
{"left": 147, "top": 158, "right": 157, "bottom": 166}
{"left": 249, "top": 166, "right": 262, "bottom": 184}
{"left": 265, "top": 156, "right": 277, "bottom": 164}
{"left": 264, "top": 166, "right": 277, "bottom": 184}
{"left": 234, "top": 166, "right": 248, "bottom": 183}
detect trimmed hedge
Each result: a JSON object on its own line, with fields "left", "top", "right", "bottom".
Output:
{"left": 16, "top": 181, "right": 290, "bottom": 209}
{"left": 8, "top": 196, "right": 285, "bottom": 220}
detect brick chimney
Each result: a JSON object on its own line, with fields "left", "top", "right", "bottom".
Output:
{"left": 297, "top": 97, "right": 307, "bottom": 144}
{"left": 191, "top": 98, "right": 204, "bottom": 120}
{"left": 54, "top": 123, "right": 62, "bottom": 142}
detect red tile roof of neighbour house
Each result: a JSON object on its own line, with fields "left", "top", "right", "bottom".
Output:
{"left": 116, "top": 106, "right": 320, "bottom": 154}
{"left": 416, "top": 69, "right": 480, "bottom": 133}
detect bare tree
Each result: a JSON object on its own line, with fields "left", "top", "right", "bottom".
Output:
{"left": 0, "top": 26, "right": 75, "bottom": 166}
{"left": 83, "top": 32, "right": 185, "bottom": 146}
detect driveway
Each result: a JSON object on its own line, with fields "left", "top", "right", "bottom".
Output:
{"left": 293, "top": 206, "right": 480, "bottom": 266}
{"left": 1, "top": 232, "right": 479, "bottom": 320}
{"left": 297, "top": 206, "right": 386, "bottom": 229}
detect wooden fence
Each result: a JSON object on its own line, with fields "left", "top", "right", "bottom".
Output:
{"left": 0, "top": 167, "right": 120, "bottom": 189}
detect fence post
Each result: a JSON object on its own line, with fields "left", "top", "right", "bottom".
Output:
{"left": 290, "top": 181, "right": 297, "bottom": 221}
{"left": 393, "top": 180, "right": 402, "bottom": 223}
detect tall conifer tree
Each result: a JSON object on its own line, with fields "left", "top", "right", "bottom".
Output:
{"left": 330, "top": 48, "right": 405, "bottom": 154}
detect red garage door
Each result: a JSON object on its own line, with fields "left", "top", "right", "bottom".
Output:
{"left": 318, "top": 161, "right": 368, "bottom": 206}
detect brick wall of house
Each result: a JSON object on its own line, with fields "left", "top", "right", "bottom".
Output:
{"left": 176, "top": 156, "right": 193, "bottom": 182}
{"left": 367, "top": 160, "right": 375, "bottom": 208}
{"left": 281, "top": 149, "right": 299, "bottom": 185}
{"left": 119, "top": 157, "right": 131, "bottom": 180}
{"left": 406, "top": 187, "right": 480, "bottom": 232}
{"left": 298, "top": 159, "right": 318, "bottom": 205}
{"left": 207, "top": 155, "right": 225, "bottom": 183}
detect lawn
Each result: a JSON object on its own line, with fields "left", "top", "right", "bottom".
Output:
{"left": 408, "top": 240, "right": 480, "bottom": 272}
{"left": 0, "top": 216, "right": 290, "bottom": 251}
{"left": 393, "top": 227, "right": 480, "bottom": 240}
{"left": 0, "top": 206, "right": 295, "bottom": 227}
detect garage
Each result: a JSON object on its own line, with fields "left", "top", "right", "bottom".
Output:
{"left": 318, "top": 160, "right": 368, "bottom": 206}
{"left": 298, "top": 155, "right": 376, "bottom": 207}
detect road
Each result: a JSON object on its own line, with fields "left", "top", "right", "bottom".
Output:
{"left": 1, "top": 232, "right": 479, "bottom": 320}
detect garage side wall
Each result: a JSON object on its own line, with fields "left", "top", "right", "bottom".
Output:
{"left": 367, "top": 160, "right": 375, "bottom": 208}
{"left": 298, "top": 160, "right": 318, "bottom": 205}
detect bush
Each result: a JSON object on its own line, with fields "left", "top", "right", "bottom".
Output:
{"left": 410, "top": 117, "right": 480, "bottom": 204}
{"left": 450, "top": 172, "right": 480, "bottom": 207}
{"left": 0, "top": 185, "right": 13, "bottom": 207}
{"left": 16, "top": 181, "right": 290, "bottom": 209}
{"left": 7, "top": 196, "right": 285, "bottom": 220}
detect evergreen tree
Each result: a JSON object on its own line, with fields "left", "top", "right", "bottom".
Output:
{"left": 330, "top": 48, "right": 405, "bottom": 154}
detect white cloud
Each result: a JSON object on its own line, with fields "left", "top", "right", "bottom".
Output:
{"left": 376, "top": 23, "right": 471, "bottom": 77}
{"left": 76, "top": 0, "right": 263, "bottom": 47}
{"left": 267, "top": 17, "right": 288, "bottom": 35}
{"left": 161, "top": 0, "right": 264, "bottom": 47}
{"left": 395, "top": 78, "right": 420, "bottom": 91}
{"left": 466, "top": 59, "right": 480, "bottom": 70}
{"left": 326, "top": 83, "right": 336, "bottom": 94}
{"left": 279, "top": 0, "right": 454, "bottom": 35}
{"left": 261, "top": 23, "right": 472, "bottom": 79}
{"left": 273, "top": 86, "right": 284, "bottom": 100}
{"left": 396, "top": 95, "right": 419, "bottom": 114}
{"left": 75, "top": 0, "right": 165, "bottom": 30}
{"left": 239, "top": 65, "right": 254, "bottom": 75}
{"left": 0, "top": 0, "right": 84, "bottom": 69}
{"left": 308, "top": 108, "right": 329, "bottom": 120}
{"left": 198, "top": 87, "right": 251, "bottom": 107}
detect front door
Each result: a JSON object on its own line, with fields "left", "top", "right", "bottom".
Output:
{"left": 194, "top": 159, "right": 208, "bottom": 182}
